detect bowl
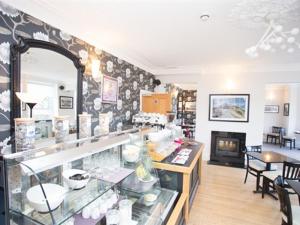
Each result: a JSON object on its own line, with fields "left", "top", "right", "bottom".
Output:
{"left": 62, "top": 169, "right": 90, "bottom": 190}
{"left": 26, "top": 183, "right": 67, "bottom": 213}
{"left": 123, "top": 145, "right": 140, "bottom": 162}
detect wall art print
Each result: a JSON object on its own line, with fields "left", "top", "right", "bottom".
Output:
{"left": 0, "top": 1, "right": 155, "bottom": 154}
{"left": 264, "top": 105, "right": 279, "bottom": 113}
{"left": 209, "top": 94, "right": 250, "bottom": 122}
{"left": 102, "top": 75, "right": 118, "bottom": 104}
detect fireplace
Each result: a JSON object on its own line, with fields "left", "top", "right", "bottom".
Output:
{"left": 210, "top": 131, "right": 246, "bottom": 168}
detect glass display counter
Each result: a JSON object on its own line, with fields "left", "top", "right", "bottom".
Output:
{"left": 3, "top": 128, "right": 178, "bottom": 225}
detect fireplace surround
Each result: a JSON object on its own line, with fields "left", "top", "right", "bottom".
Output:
{"left": 210, "top": 131, "right": 246, "bottom": 168}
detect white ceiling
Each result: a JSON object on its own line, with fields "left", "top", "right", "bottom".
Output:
{"left": 6, "top": 0, "right": 300, "bottom": 76}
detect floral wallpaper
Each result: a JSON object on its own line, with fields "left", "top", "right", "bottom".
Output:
{"left": 0, "top": 1, "right": 155, "bottom": 154}
{"left": 177, "top": 90, "right": 197, "bottom": 124}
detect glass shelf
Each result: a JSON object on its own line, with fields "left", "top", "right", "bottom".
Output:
{"left": 10, "top": 178, "right": 114, "bottom": 225}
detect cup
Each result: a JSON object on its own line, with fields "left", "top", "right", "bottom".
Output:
{"left": 106, "top": 209, "right": 120, "bottom": 225}
{"left": 119, "top": 199, "right": 132, "bottom": 224}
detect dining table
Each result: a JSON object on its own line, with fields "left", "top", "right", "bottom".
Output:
{"left": 247, "top": 151, "right": 300, "bottom": 171}
{"left": 247, "top": 151, "right": 299, "bottom": 193}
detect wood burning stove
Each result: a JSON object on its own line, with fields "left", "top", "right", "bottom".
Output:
{"left": 210, "top": 131, "right": 246, "bottom": 168}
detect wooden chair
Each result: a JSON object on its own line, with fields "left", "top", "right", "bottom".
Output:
{"left": 244, "top": 145, "right": 266, "bottom": 191}
{"left": 266, "top": 126, "right": 283, "bottom": 145}
{"left": 274, "top": 176, "right": 300, "bottom": 225}
{"left": 262, "top": 161, "right": 300, "bottom": 199}
{"left": 281, "top": 131, "right": 296, "bottom": 150}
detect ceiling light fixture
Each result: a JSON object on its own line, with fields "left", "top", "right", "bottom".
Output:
{"left": 245, "top": 20, "right": 300, "bottom": 58}
{"left": 200, "top": 14, "right": 210, "bottom": 22}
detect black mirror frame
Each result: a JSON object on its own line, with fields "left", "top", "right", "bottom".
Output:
{"left": 10, "top": 37, "right": 85, "bottom": 152}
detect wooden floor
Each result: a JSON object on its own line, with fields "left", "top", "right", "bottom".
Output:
{"left": 187, "top": 162, "right": 298, "bottom": 225}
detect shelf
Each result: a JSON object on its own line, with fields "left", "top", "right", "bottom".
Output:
{"left": 10, "top": 178, "right": 114, "bottom": 225}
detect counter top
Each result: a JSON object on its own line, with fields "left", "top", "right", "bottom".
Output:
{"left": 152, "top": 140, "right": 204, "bottom": 174}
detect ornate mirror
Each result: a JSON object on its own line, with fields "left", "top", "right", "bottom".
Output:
{"left": 10, "top": 38, "right": 84, "bottom": 152}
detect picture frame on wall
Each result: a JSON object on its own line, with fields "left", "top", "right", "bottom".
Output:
{"left": 59, "top": 96, "right": 73, "bottom": 109}
{"left": 264, "top": 105, "right": 279, "bottom": 113}
{"left": 209, "top": 94, "right": 250, "bottom": 122}
{"left": 102, "top": 75, "right": 118, "bottom": 104}
{"left": 283, "top": 103, "right": 290, "bottom": 116}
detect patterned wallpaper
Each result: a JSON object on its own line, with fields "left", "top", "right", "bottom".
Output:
{"left": 177, "top": 90, "right": 197, "bottom": 124}
{"left": 0, "top": 1, "right": 155, "bottom": 154}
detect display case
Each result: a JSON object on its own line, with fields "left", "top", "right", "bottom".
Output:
{"left": 3, "top": 129, "right": 178, "bottom": 225}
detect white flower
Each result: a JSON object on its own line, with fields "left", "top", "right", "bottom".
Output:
{"left": 117, "top": 99, "right": 122, "bottom": 110}
{"left": 95, "top": 48, "right": 102, "bottom": 55}
{"left": 0, "top": 2, "right": 19, "bottom": 17}
{"left": 150, "top": 78, "right": 153, "bottom": 85}
{"left": 82, "top": 81, "right": 88, "bottom": 95}
{"left": 139, "top": 73, "right": 143, "bottom": 82}
{"left": 133, "top": 101, "right": 137, "bottom": 110}
{"left": 107, "top": 111, "right": 113, "bottom": 122}
{"left": 0, "top": 90, "right": 10, "bottom": 112}
{"left": 59, "top": 31, "right": 71, "bottom": 41}
{"left": 133, "top": 81, "right": 138, "bottom": 90}
{"left": 0, "top": 42, "right": 10, "bottom": 64}
{"left": 79, "top": 49, "right": 88, "bottom": 64}
{"left": 117, "top": 122, "right": 123, "bottom": 131}
{"left": 94, "top": 125, "right": 100, "bottom": 136}
{"left": 126, "top": 68, "right": 131, "bottom": 78}
{"left": 106, "top": 61, "right": 113, "bottom": 73}
{"left": 117, "top": 76, "right": 122, "bottom": 87}
{"left": 93, "top": 97, "right": 101, "bottom": 110}
{"left": 125, "top": 111, "right": 131, "bottom": 120}
{"left": 125, "top": 89, "right": 130, "bottom": 100}
{"left": 117, "top": 58, "right": 123, "bottom": 64}
{"left": 0, "top": 136, "right": 11, "bottom": 154}
{"left": 33, "top": 31, "right": 49, "bottom": 41}
{"left": 145, "top": 85, "right": 148, "bottom": 90}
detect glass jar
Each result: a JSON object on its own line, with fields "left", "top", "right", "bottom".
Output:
{"left": 99, "top": 113, "right": 110, "bottom": 135}
{"left": 79, "top": 113, "right": 92, "bottom": 138}
{"left": 14, "top": 118, "right": 35, "bottom": 152}
{"left": 106, "top": 209, "right": 120, "bottom": 225}
{"left": 119, "top": 199, "right": 133, "bottom": 224}
{"left": 54, "top": 116, "right": 69, "bottom": 143}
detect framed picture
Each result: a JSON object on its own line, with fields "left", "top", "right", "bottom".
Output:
{"left": 209, "top": 94, "right": 250, "bottom": 122}
{"left": 264, "top": 105, "right": 279, "bottom": 113}
{"left": 102, "top": 75, "right": 118, "bottom": 104}
{"left": 59, "top": 96, "right": 73, "bottom": 109}
{"left": 283, "top": 103, "right": 289, "bottom": 116}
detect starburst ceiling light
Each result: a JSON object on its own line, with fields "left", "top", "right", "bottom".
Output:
{"left": 245, "top": 21, "right": 300, "bottom": 58}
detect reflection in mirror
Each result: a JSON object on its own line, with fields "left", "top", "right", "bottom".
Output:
{"left": 20, "top": 48, "right": 77, "bottom": 147}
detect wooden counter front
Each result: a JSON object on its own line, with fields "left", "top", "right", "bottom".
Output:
{"left": 153, "top": 141, "right": 204, "bottom": 224}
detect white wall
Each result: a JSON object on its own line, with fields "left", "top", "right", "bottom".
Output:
{"left": 159, "top": 71, "right": 300, "bottom": 160}
{"left": 263, "top": 85, "right": 286, "bottom": 134}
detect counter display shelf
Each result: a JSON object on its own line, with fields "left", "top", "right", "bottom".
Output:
{"left": 3, "top": 128, "right": 180, "bottom": 225}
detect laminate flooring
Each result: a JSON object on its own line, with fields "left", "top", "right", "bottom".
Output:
{"left": 187, "top": 162, "right": 298, "bottom": 225}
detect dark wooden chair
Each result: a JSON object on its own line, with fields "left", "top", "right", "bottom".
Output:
{"left": 281, "top": 131, "right": 296, "bottom": 150}
{"left": 266, "top": 126, "right": 283, "bottom": 145}
{"left": 262, "top": 161, "right": 300, "bottom": 199}
{"left": 274, "top": 176, "right": 300, "bottom": 225}
{"left": 244, "top": 145, "right": 266, "bottom": 191}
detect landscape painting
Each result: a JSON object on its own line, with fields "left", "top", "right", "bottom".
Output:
{"left": 209, "top": 94, "right": 250, "bottom": 122}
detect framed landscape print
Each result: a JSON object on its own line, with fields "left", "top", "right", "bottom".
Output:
{"left": 264, "top": 105, "right": 279, "bottom": 113}
{"left": 209, "top": 94, "right": 250, "bottom": 122}
{"left": 283, "top": 103, "right": 289, "bottom": 116}
{"left": 102, "top": 75, "right": 118, "bottom": 104}
{"left": 59, "top": 96, "right": 73, "bottom": 109}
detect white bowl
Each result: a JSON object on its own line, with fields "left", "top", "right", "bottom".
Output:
{"left": 63, "top": 169, "right": 90, "bottom": 190}
{"left": 123, "top": 145, "right": 140, "bottom": 162}
{"left": 26, "top": 183, "right": 67, "bottom": 213}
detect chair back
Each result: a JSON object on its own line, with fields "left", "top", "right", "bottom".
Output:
{"left": 274, "top": 176, "right": 293, "bottom": 225}
{"left": 244, "top": 145, "right": 262, "bottom": 165}
{"left": 272, "top": 126, "right": 283, "bottom": 134}
{"left": 283, "top": 161, "right": 300, "bottom": 181}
